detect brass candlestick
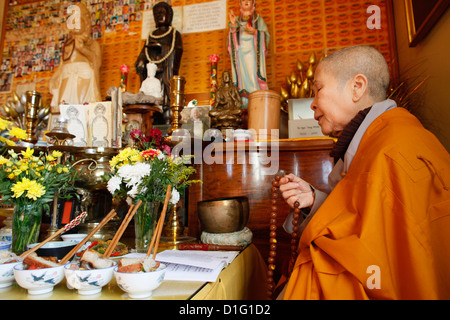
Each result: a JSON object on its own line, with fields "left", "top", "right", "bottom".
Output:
{"left": 160, "top": 203, "right": 196, "bottom": 249}
{"left": 168, "top": 75, "right": 186, "bottom": 136}
{"left": 24, "top": 91, "right": 41, "bottom": 144}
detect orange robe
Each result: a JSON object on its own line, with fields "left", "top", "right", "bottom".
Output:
{"left": 284, "top": 107, "right": 450, "bottom": 299}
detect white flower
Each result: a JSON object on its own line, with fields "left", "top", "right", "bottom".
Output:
{"left": 170, "top": 188, "right": 180, "bottom": 204}
{"left": 107, "top": 176, "right": 122, "bottom": 194}
{"left": 118, "top": 162, "right": 151, "bottom": 186}
{"left": 127, "top": 184, "right": 139, "bottom": 198}
{"left": 157, "top": 152, "right": 165, "bottom": 160}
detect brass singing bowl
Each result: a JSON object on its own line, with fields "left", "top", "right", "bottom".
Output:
{"left": 197, "top": 197, "right": 249, "bottom": 234}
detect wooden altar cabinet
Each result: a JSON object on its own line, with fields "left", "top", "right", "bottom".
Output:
{"left": 186, "top": 138, "right": 335, "bottom": 280}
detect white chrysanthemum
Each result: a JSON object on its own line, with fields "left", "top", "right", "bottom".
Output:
{"left": 107, "top": 176, "right": 122, "bottom": 194}
{"left": 157, "top": 152, "right": 165, "bottom": 160}
{"left": 127, "top": 184, "right": 139, "bottom": 198}
{"left": 170, "top": 188, "right": 180, "bottom": 204}
{"left": 118, "top": 162, "right": 151, "bottom": 186}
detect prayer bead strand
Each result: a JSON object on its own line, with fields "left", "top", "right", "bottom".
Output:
{"left": 267, "top": 175, "right": 281, "bottom": 299}
{"left": 267, "top": 173, "right": 301, "bottom": 299}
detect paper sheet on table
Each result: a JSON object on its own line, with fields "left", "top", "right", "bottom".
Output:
{"left": 155, "top": 250, "right": 239, "bottom": 270}
{"left": 163, "top": 262, "right": 225, "bottom": 282}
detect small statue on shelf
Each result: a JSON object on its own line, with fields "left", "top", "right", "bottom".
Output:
{"left": 135, "top": 1, "right": 183, "bottom": 124}
{"left": 49, "top": 3, "right": 101, "bottom": 112}
{"left": 209, "top": 70, "right": 243, "bottom": 132}
{"left": 139, "top": 63, "right": 162, "bottom": 98}
{"left": 228, "top": 0, "right": 270, "bottom": 106}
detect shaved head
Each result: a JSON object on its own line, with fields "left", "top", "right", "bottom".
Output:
{"left": 319, "top": 45, "right": 390, "bottom": 102}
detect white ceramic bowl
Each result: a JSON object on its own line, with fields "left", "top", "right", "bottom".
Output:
{"left": 61, "top": 234, "right": 88, "bottom": 243}
{"left": 14, "top": 263, "right": 65, "bottom": 295}
{"left": 0, "top": 241, "right": 11, "bottom": 251}
{"left": 64, "top": 261, "right": 117, "bottom": 295}
{"left": 114, "top": 264, "right": 166, "bottom": 299}
{"left": 0, "top": 260, "right": 22, "bottom": 288}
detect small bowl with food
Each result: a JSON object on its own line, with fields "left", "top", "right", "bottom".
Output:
{"left": 114, "top": 256, "right": 166, "bottom": 299}
{"left": 76, "top": 240, "right": 129, "bottom": 259}
{"left": 64, "top": 249, "right": 117, "bottom": 295}
{"left": 13, "top": 252, "right": 65, "bottom": 295}
{"left": 0, "top": 250, "right": 22, "bottom": 288}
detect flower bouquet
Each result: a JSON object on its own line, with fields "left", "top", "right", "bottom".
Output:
{"left": 105, "top": 128, "right": 200, "bottom": 252}
{"left": 0, "top": 147, "right": 77, "bottom": 253}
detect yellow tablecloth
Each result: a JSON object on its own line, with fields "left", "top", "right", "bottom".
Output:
{"left": 192, "top": 243, "right": 268, "bottom": 300}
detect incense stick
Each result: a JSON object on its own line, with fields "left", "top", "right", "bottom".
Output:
{"left": 146, "top": 185, "right": 172, "bottom": 259}
{"left": 104, "top": 201, "right": 141, "bottom": 258}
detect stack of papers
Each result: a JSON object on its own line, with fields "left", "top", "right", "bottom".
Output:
{"left": 121, "top": 250, "right": 239, "bottom": 282}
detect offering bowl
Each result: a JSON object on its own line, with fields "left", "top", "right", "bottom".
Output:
{"left": 114, "top": 264, "right": 166, "bottom": 299}
{"left": 197, "top": 196, "right": 249, "bottom": 233}
{"left": 0, "top": 260, "right": 22, "bottom": 288}
{"left": 0, "top": 241, "right": 11, "bottom": 251}
{"left": 61, "top": 234, "right": 88, "bottom": 244}
{"left": 64, "top": 261, "right": 117, "bottom": 295}
{"left": 14, "top": 263, "right": 65, "bottom": 295}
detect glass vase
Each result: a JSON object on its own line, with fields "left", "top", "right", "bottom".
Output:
{"left": 134, "top": 201, "right": 161, "bottom": 253}
{"left": 11, "top": 204, "right": 43, "bottom": 254}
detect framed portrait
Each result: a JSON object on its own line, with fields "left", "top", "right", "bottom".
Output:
{"left": 405, "top": 0, "right": 450, "bottom": 47}
{"left": 180, "top": 105, "right": 211, "bottom": 138}
{"left": 0, "top": 72, "right": 13, "bottom": 94}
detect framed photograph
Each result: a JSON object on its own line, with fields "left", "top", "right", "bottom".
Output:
{"left": 180, "top": 105, "right": 211, "bottom": 138}
{"left": 404, "top": 0, "right": 450, "bottom": 47}
{"left": 0, "top": 72, "right": 13, "bottom": 94}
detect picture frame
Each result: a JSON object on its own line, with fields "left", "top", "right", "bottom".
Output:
{"left": 180, "top": 105, "right": 211, "bottom": 138}
{"left": 404, "top": 0, "right": 450, "bottom": 47}
{"left": 0, "top": 72, "right": 13, "bottom": 94}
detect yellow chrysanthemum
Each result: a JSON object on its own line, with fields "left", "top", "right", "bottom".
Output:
{"left": 11, "top": 178, "right": 46, "bottom": 200}
{"left": 25, "top": 181, "right": 46, "bottom": 200}
{"left": 21, "top": 147, "right": 34, "bottom": 159}
{"left": 0, "top": 156, "right": 7, "bottom": 165}
{"left": 0, "top": 136, "right": 16, "bottom": 146}
{"left": 130, "top": 154, "right": 143, "bottom": 163}
{"left": 11, "top": 178, "right": 31, "bottom": 198}
{"left": 52, "top": 150, "right": 63, "bottom": 158}
{"left": 0, "top": 118, "right": 11, "bottom": 131}
{"left": 46, "top": 154, "right": 55, "bottom": 161}
{"left": 8, "top": 127, "right": 27, "bottom": 140}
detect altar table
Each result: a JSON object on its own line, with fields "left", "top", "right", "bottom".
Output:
{"left": 0, "top": 244, "right": 267, "bottom": 300}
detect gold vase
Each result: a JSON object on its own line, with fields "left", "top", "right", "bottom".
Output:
{"left": 24, "top": 91, "right": 41, "bottom": 144}
{"left": 168, "top": 75, "right": 186, "bottom": 136}
{"left": 160, "top": 203, "right": 196, "bottom": 249}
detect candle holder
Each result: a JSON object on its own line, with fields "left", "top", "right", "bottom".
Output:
{"left": 120, "top": 64, "right": 130, "bottom": 92}
{"left": 167, "top": 75, "right": 186, "bottom": 136}
{"left": 24, "top": 91, "right": 41, "bottom": 144}
{"left": 160, "top": 203, "right": 196, "bottom": 249}
{"left": 209, "top": 54, "right": 220, "bottom": 107}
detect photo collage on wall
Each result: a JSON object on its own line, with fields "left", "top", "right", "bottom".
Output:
{"left": 1, "top": 0, "right": 153, "bottom": 84}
